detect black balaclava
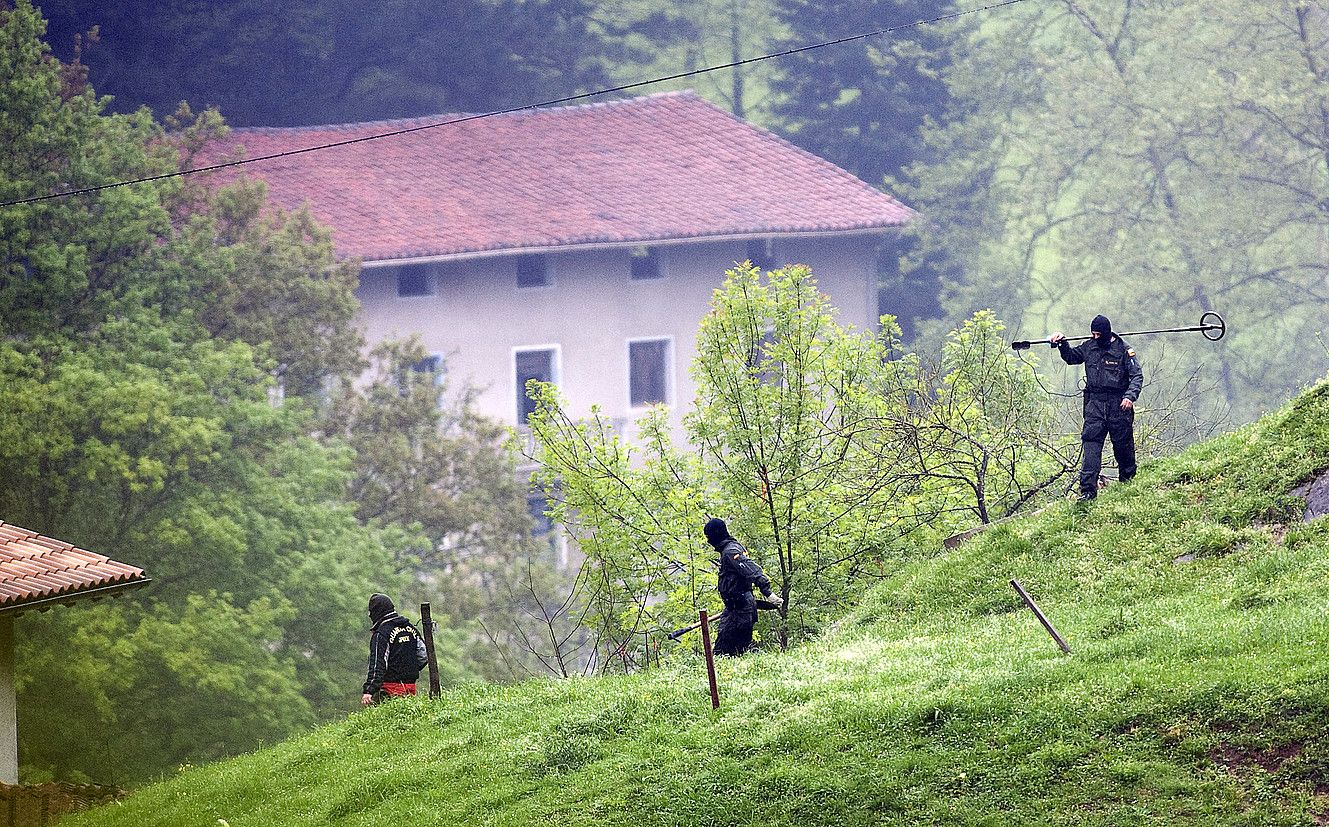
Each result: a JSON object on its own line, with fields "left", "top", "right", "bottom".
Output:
{"left": 1091, "top": 315, "right": 1112, "bottom": 339}
{"left": 368, "top": 593, "right": 395, "bottom": 625}
{"left": 703, "top": 518, "right": 731, "bottom": 549}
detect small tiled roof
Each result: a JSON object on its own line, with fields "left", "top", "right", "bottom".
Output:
{"left": 0, "top": 521, "right": 148, "bottom": 615}
{"left": 193, "top": 91, "right": 914, "bottom": 262}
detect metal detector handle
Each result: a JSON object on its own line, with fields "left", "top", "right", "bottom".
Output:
{"left": 1010, "top": 311, "right": 1226, "bottom": 351}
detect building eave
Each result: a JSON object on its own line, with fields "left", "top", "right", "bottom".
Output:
{"left": 0, "top": 578, "right": 151, "bottom": 618}
{"left": 358, "top": 225, "right": 906, "bottom": 268}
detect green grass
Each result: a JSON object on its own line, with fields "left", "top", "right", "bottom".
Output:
{"left": 69, "top": 385, "right": 1329, "bottom": 826}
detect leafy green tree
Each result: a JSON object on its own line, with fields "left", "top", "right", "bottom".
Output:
{"left": 529, "top": 264, "right": 932, "bottom": 654}
{"left": 322, "top": 339, "right": 574, "bottom": 681}
{"left": 770, "top": 0, "right": 951, "bottom": 186}
{"left": 905, "top": 0, "right": 1329, "bottom": 423}
{"left": 903, "top": 311, "right": 1078, "bottom": 523}
{"left": 0, "top": 0, "right": 419, "bottom": 783}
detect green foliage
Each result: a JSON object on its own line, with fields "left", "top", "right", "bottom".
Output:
{"left": 323, "top": 338, "right": 568, "bottom": 682}
{"left": 530, "top": 265, "right": 1066, "bottom": 656}
{"left": 62, "top": 382, "right": 1329, "bottom": 827}
{"left": 41, "top": 0, "right": 653, "bottom": 127}
{"left": 0, "top": 0, "right": 491, "bottom": 784}
{"left": 769, "top": 0, "right": 949, "bottom": 187}
{"left": 910, "top": 310, "right": 1077, "bottom": 522}
{"left": 905, "top": 0, "right": 1329, "bottom": 423}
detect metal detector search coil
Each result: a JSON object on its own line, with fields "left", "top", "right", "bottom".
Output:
{"left": 1010, "top": 312, "right": 1226, "bottom": 351}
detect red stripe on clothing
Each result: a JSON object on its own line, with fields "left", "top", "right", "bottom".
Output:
{"left": 382, "top": 682, "right": 416, "bottom": 697}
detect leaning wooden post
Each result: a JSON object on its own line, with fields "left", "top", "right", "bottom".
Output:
{"left": 419, "top": 602, "right": 442, "bottom": 698}
{"left": 1010, "top": 579, "right": 1071, "bottom": 654}
{"left": 699, "top": 610, "right": 720, "bottom": 709}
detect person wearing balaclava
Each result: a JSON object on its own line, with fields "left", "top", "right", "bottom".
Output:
{"left": 361, "top": 593, "right": 427, "bottom": 705}
{"left": 704, "top": 518, "right": 783, "bottom": 656}
{"left": 1050, "top": 315, "right": 1144, "bottom": 501}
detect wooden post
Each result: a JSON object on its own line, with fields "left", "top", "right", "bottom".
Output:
{"left": 1010, "top": 579, "right": 1071, "bottom": 654}
{"left": 699, "top": 610, "right": 720, "bottom": 710}
{"left": 419, "top": 602, "right": 442, "bottom": 698}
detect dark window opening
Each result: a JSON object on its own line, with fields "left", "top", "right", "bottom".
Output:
{"left": 746, "top": 238, "right": 775, "bottom": 272}
{"left": 528, "top": 492, "right": 553, "bottom": 535}
{"left": 629, "top": 339, "right": 670, "bottom": 406}
{"left": 630, "top": 247, "right": 662, "bottom": 280}
{"left": 517, "top": 254, "right": 551, "bottom": 288}
{"left": 396, "top": 264, "right": 433, "bottom": 297}
{"left": 748, "top": 329, "right": 782, "bottom": 386}
{"left": 516, "top": 348, "right": 556, "bottom": 424}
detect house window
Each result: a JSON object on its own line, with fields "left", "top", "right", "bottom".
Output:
{"left": 413, "top": 354, "right": 444, "bottom": 383}
{"left": 629, "top": 338, "right": 671, "bottom": 407}
{"left": 396, "top": 263, "right": 434, "bottom": 297}
{"left": 630, "top": 246, "right": 662, "bottom": 280}
{"left": 746, "top": 238, "right": 774, "bottom": 272}
{"left": 527, "top": 492, "right": 553, "bottom": 535}
{"left": 748, "top": 329, "right": 782, "bottom": 386}
{"left": 516, "top": 254, "right": 551, "bottom": 288}
{"left": 515, "top": 347, "right": 557, "bottom": 424}
{"left": 527, "top": 489, "right": 567, "bottom": 567}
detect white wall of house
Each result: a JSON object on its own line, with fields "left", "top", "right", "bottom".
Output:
{"left": 354, "top": 234, "right": 886, "bottom": 431}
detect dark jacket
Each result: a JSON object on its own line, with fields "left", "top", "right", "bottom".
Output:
{"left": 716, "top": 538, "right": 773, "bottom": 609}
{"left": 363, "top": 612, "right": 425, "bottom": 695}
{"left": 1058, "top": 335, "right": 1143, "bottom": 401}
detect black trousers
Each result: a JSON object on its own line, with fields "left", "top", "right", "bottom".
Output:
{"left": 1081, "top": 394, "right": 1136, "bottom": 497}
{"left": 714, "top": 604, "right": 757, "bottom": 657}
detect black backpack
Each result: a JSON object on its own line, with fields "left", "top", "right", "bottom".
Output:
{"left": 386, "top": 620, "right": 429, "bottom": 677}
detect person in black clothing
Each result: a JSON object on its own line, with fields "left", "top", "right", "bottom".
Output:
{"left": 361, "top": 593, "right": 427, "bottom": 706}
{"left": 704, "top": 518, "right": 782, "bottom": 657}
{"left": 1051, "top": 314, "right": 1144, "bottom": 501}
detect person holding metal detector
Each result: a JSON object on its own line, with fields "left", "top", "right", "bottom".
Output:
{"left": 1049, "top": 315, "right": 1143, "bottom": 502}
{"left": 704, "top": 518, "right": 783, "bottom": 656}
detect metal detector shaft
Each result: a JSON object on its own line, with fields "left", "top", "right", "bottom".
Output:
{"left": 665, "top": 598, "right": 780, "bottom": 641}
{"left": 1010, "top": 311, "right": 1225, "bottom": 351}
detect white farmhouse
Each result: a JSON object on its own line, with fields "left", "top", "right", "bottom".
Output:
{"left": 207, "top": 91, "right": 915, "bottom": 431}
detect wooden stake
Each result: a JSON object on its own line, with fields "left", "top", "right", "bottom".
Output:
{"left": 699, "top": 610, "right": 720, "bottom": 709}
{"left": 420, "top": 602, "right": 442, "bottom": 698}
{"left": 1010, "top": 579, "right": 1071, "bottom": 654}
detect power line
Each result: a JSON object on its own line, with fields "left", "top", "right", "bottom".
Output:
{"left": 1, "top": 0, "right": 1035, "bottom": 209}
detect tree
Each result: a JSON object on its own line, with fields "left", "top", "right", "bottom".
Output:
{"left": 322, "top": 339, "right": 577, "bottom": 681}
{"left": 529, "top": 264, "right": 933, "bottom": 655}
{"left": 902, "top": 311, "right": 1078, "bottom": 524}
{"left": 0, "top": 0, "right": 418, "bottom": 783}
{"left": 904, "top": 0, "right": 1329, "bottom": 423}
{"left": 770, "top": 0, "right": 952, "bottom": 187}
{"left": 40, "top": 0, "right": 652, "bottom": 127}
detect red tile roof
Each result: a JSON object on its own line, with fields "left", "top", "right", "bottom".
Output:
{"left": 193, "top": 91, "right": 914, "bottom": 262}
{"left": 0, "top": 522, "right": 148, "bottom": 615}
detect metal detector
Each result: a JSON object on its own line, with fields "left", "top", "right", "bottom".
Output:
{"left": 1010, "top": 311, "right": 1226, "bottom": 351}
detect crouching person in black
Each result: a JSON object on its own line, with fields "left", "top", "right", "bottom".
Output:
{"left": 1051, "top": 314, "right": 1144, "bottom": 502}
{"left": 704, "top": 518, "right": 783, "bottom": 657}
{"left": 361, "top": 593, "right": 428, "bottom": 706}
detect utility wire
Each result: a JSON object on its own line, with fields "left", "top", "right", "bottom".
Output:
{"left": 1, "top": 0, "right": 1036, "bottom": 209}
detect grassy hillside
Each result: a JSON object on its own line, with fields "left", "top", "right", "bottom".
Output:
{"left": 69, "top": 385, "right": 1329, "bottom": 826}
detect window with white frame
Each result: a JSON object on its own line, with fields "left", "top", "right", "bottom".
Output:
{"left": 515, "top": 347, "right": 557, "bottom": 424}
{"left": 629, "top": 338, "right": 671, "bottom": 407}
{"left": 516, "top": 254, "right": 551, "bottom": 288}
